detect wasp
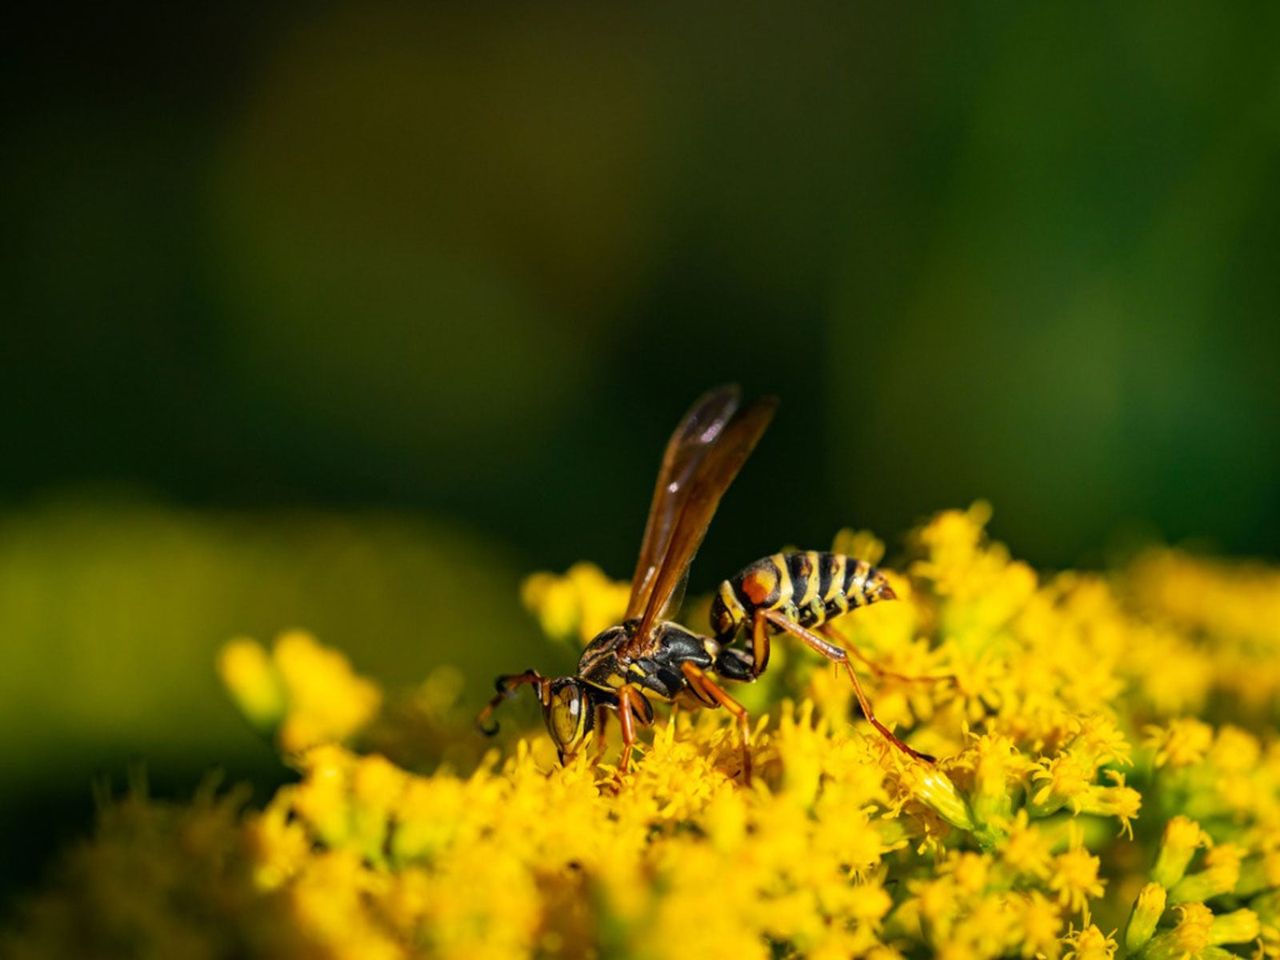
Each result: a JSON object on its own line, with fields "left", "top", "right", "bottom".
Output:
{"left": 476, "top": 385, "right": 932, "bottom": 781}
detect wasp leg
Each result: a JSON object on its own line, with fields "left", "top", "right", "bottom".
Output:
{"left": 750, "top": 611, "right": 772, "bottom": 678}
{"left": 593, "top": 704, "right": 611, "bottom": 763}
{"left": 615, "top": 685, "right": 653, "bottom": 776}
{"left": 475, "top": 669, "right": 549, "bottom": 735}
{"left": 680, "top": 662, "right": 753, "bottom": 785}
{"left": 818, "top": 625, "right": 951, "bottom": 685}
{"left": 757, "top": 609, "right": 933, "bottom": 764}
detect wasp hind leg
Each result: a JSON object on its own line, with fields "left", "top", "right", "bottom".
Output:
{"left": 680, "top": 662, "right": 753, "bottom": 785}
{"left": 818, "top": 624, "right": 951, "bottom": 686}
{"left": 756, "top": 609, "right": 934, "bottom": 764}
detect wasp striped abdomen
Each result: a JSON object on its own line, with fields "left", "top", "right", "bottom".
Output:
{"left": 710, "top": 551, "right": 896, "bottom": 643}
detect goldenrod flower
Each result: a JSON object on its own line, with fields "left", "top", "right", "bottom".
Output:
{"left": 1062, "top": 924, "right": 1117, "bottom": 960}
{"left": 10, "top": 505, "right": 1280, "bottom": 960}
{"left": 220, "top": 630, "right": 382, "bottom": 753}
{"left": 1049, "top": 837, "right": 1106, "bottom": 920}
{"left": 1031, "top": 753, "right": 1095, "bottom": 817}
{"left": 1143, "top": 902, "right": 1215, "bottom": 960}
{"left": 1001, "top": 810, "right": 1054, "bottom": 881}
{"left": 522, "top": 562, "right": 630, "bottom": 646}
{"left": 1077, "top": 770, "right": 1142, "bottom": 839}
{"left": 1147, "top": 718, "right": 1216, "bottom": 770}
{"left": 218, "top": 637, "right": 286, "bottom": 730}
{"left": 965, "top": 732, "right": 1026, "bottom": 830}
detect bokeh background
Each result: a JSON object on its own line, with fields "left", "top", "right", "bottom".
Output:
{"left": 3, "top": 2, "right": 1278, "bottom": 910}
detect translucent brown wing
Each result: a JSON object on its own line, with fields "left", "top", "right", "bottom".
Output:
{"left": 623, "top": 395, "right": 779, "bottom": 658}
{"left": 624, "top": 385, "right": 743, "bottom": 621}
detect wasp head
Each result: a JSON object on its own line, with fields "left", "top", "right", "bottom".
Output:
{"left": 543, "top": 677, "right": 594, "bottom": 763}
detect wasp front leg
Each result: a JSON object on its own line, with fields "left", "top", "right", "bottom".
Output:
{"left": 615, "top": 685, "right": 654, "bottom": 775}
{"left": 593, "top": 703, "right": 611, "bottom": 763}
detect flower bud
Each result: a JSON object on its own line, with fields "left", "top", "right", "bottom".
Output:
{"left": 1170, "top": 844, "right": 1243, "bottom": 904}
{"left": 1152, "top": 816, "right": 1208, "bottom": 888}
{"left": 1252, "top": 890, "right": 1280, "bottom": 927}
{"left": 1142, "top": 903, "right": 1212, "bottom": 960}
{"left": 899, "top": 762, "right": 974, "bottom": 831}
{"left": 218, "top": 638, "right": 286, "bottom": 731}
{"left": 1208, "top": 908, "right": 1259, "bottom": 945}
{"left": 1123, "top": 882, "right": 1166, "bottom": 953}
{"left": 1234, "top": 850, "right": 1280, "bottom": 898}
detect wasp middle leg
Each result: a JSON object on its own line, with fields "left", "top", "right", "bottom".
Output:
{"left": 756, "top": 609, "right": 934, "bottom": 763}
{"left": 680, "top": 662, "right": 753, "bottom": 784}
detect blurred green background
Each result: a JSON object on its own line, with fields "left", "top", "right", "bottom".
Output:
{"left": 3, "top": 2, "right": 1279, "bottom": 909}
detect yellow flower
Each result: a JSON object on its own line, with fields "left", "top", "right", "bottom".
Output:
{"left": 1001, "top": 811, "right": 1054, "bottom": 881}
{"left": 13, "top": 507, "right": 1280, "bottom": 960}
{"left": 831, "top": 527, "right": 886, "bottom": 566}
{"left": 220, "top": 631, "right": 382, "bottom": 754}
{"left": 1142, "top": 902, "right": 1213, "bottom": 960}
{"left": 1146, "top": 718, "right": 1215, "bottom": 769}
{"left": 521, "top": 562, "right": 630, "bottom": 645}
{"left": 1062, "top": 924, "right": 1117, "bottom": 960}
{"left": 1016, "top": 891, "right": 1063, "bottom": 958}
{"left": 244, "top": 786, "right": 310, "bottom": 889}
{"left": 1031, "top": 753, "right": 1094, "bottom": 816}
{"left": 966, "top": 732, "right": 1027, "bottom": 830}
{"left": 217, "top": 637, "right": 286, "bottom": 731}
{"left": 1077, "top": 771, "right": 1142, "bottom": 839}
{"left": 1049, "top": 830, "right": 1106, "bottom": 920}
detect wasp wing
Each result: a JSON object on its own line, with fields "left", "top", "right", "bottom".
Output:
{"left": 623, "top": 395, "right": 778, "bottom": 658}
{"left": 624, "top": 385, "right": 743, "bottom": 621}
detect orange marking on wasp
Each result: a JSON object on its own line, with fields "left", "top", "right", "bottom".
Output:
{"left": 741, "top": 570, "right": 774, "bottom": 605}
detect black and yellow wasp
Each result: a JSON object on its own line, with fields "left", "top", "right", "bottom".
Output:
{"left": 476, "top": 386, "right": 931, "bottom": 781}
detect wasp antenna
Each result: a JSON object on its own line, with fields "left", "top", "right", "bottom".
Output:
{"left": 475, "top": 697, "right": 503, "bottom": 736}
{"left": 474, "top": 669, "right": 547, "bottom": 738}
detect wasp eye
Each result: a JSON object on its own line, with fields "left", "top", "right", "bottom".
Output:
{"left": 546, "top": 683, "right": 588, "bottom": 755}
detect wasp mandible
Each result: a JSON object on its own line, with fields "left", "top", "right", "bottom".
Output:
{"left": 476, "top": 386, "right": 932, "bottom": 782}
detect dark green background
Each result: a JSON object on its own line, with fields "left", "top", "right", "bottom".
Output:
{"left": 3, "top": 2, "right": 1279, "bottom": 909}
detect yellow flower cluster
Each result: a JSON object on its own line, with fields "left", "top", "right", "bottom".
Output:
{"left": 218, "top": 630, "right": 382, "bottom": 753}
{"left": 7, "top": 504, "right": 1280, "bottom": 959}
